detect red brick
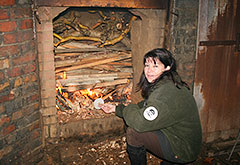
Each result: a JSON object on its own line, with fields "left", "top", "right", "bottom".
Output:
{"left": 0, "top": 71, "right": 4, "bottom": 81}
{"left": 0, "top": 115, "right": 10, "bottom": 127}
{"left": 12, "top": 110, "right": 23, "bottom": 120}
{"left": 0, "top": 9, "right": 9, "bottom": 20}
{"left": 0, "top": 45, "right": 19, "bottom": 57}
{"left": 0, "top": 105, "right": 5, "bottom": 113}
{"left": 20, "top": 40, "right": 35, "bottom": 53}
{"left": 2, "top": 124, "right": 16, "bottom": 136}
{"left": 24, "top": 74, "right": 30, "bottom": 83}
{"left": 0, "top": 0, "right": 15, "bottom": 6}
{"left": 20, "top": 19, "right": 33, "bottom": 30}
{"left": 13, "top": 51, "right": 35, "bottom": 65}
{"left": 23, "top": 63, "right": 36, "bottom": 74}
{"left": 31, "top": 73, "right": 38, "bottom": 82}
{"left": 0, "top": 93, "right": 14, "bottom": 103}
{"left": 10, "top": 7, "right": 31, "bottom": 19}
{"left": 29, "top": 120, "right": 40, "bottom": 131}
{"left": 22, "top": 103, "right": 39, "bottom": 116}
{"left": 31, "top": 130, "right": 40, "bottom": 139}
{"left": 0, "top": 146, "right": 13, "bottom": 159}
{"left": 24, "top": 74, "right": 38, "bottom": 84}
{"left": 30, "top": 93, "right": 39, "bottom": 102}
{"left": 8, "top": 66, "right": 22, "bottom": 77}
{"left": 0, "top": 21, "right": 17, "bottom": 32}
{"left": 20, "top": 30, "right": 34, "bottom": 42}
{"left": 3, "top": 32, "right": 17, "bottom": 44}
{"left": 3, "top": 31, "right": 34, "bottom": 44}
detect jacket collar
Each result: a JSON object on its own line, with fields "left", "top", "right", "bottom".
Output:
{"left": 150, "top": 76, "right": 172, "bottom": 91}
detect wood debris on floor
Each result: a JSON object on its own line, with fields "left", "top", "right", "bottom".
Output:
{"left": 43, "top": 135, "right": 162, "bottom": 165}
{"left": 42, "top": 134, "right": 240, "bottom": 165}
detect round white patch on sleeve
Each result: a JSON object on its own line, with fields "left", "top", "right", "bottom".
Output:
{"left": 143, "top": 106, "right": 158, "bottom": 121}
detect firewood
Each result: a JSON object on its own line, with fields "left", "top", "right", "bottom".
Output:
{"left": 108, "top": 62, "right": 132, "bottom": 66}
{"left": 102, "top": 85, "right": 125, "bottom": 101}
{"left": 56, "top": 100, "right": 66, "bottom": 111}
{"left": 66, "top": 72, "right": 132, "bottom": 79}
{"left": 102, "top": 89, "right": 118, "bottom": 101}
{"left": 59, "top": 77, "right": 116, "bottom": 86}
{"left": 56, "top": 53, "right": 131, "bottom": 73}
{"left": 65, "top": 69, "right": 101, "bottom": 76}
{"left": 55, "top": 53, "right": 116, "bottom": 68}
{"left": 54, "top": 47, "right": 131, "bottom": 54}
{"left": 54, "top": 34, "right": 103, "bottom": 47}
{"left": 55, "top": 52, "right": 82, "bottom": 57}
{"left": 99, "top": 16, "right": 137, "bottom": 47}
{"left": 58, "top": 72, "right": 132, "bottom": 86}
{"left": 56, "top": 94, "right": 72, "bottom": 110}
{"left": 63, "top": 79, "right": 130, "bottom": 91}
{"left": 55, "top": 59, "right": 78, "bottom": 68}
{"left": 91, "top": 65, "right": 120, "bottom": 72}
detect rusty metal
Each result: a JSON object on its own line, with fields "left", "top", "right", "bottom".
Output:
{"left": 199, "top": 32, "right": 240, "bottom": 52}
{"left": 195, "top": 0, "right": 240, "bottom": 140}
{"left": 34, "top": 0, "right": 168, "bottom": 9}
{"left": 236, "top": 33, "right": 240, "bottom": 52}
{"left": 199, "top": 40, "right": 236, "bottom": 46}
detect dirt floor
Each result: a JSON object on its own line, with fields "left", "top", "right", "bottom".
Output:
{"left": 42, "top": 133, "right": 240, "bottom": 165}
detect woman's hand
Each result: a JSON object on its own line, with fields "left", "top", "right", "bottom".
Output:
{"left": 99, "top": 103, "right": 116, "bottom": 114}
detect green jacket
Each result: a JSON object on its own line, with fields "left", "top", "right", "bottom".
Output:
{"left": 115, "top": 78, "right": 202, "bottom": 162}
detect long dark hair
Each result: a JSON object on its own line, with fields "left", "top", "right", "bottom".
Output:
{"left": 137, "top": 48, "right": 189, "bottom": 99}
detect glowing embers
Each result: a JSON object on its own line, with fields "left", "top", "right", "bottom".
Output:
{"left": 56, "top": 72, "right": 132, "bottom": 123}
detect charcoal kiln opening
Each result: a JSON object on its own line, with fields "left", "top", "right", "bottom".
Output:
{"left": 36, "top": 4, "right": 166, "bottom": 140}
{"left": 53, "top": 7, "right": 134, "bottom": 124}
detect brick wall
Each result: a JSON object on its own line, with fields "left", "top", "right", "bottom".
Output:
{"left": 168, "top": 0, "right": 199, "bottom": 90}
{"left": 0, "top": 0, "right": 43, "bottom": 163}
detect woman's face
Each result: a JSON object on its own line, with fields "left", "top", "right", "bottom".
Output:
{"left": 144, "top": 57, "right": 169, "bottom": 83}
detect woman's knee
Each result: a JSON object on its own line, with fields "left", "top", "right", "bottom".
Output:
{"left": 126, "top": 127, "right": 143, "bottom": 147}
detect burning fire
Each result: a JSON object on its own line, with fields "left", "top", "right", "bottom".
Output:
{"left": 56, "top": 72, "right": 132, "bottom": 112}
{"left": 79, "top": 88, "right": 103, "bottom": 100}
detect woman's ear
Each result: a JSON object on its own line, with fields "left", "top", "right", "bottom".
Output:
{"left": 165, "top": 66, "right": 171, "bottom": 71}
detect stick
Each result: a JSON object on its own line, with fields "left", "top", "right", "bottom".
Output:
{"left": 54, "top": 47, "right": 131, "bottom": 54}
{"left": 66, "top": 72, "right": 132, "bottom": 79}
{"left": 56, "top": 53, "right": 131, "bottom": 73}
{"left": 63, "top": 79, "right": 129, "bottom": 91}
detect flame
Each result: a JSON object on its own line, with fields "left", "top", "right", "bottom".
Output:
{"left": 109, "top": 96, "right": 113, "bottom": 100}
{"left": 63, "top": 71, "right": 67, "bottom": 79}
{"left": 79, "top": 88, "right": 102, "bottom": 100}
{"left": 56, "top": 71, "right": 132, "bottom": 112}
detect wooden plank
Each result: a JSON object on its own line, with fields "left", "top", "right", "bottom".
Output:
{"left": 54, "top": 47, "right": 131, "bottom": 54}
{"left": 56, "top": 53, "right": 131, "bottom": 72}
{"left": 63, "top": 79, "right": 130, "bottom": 91}
{"left": 35, "top": 0, "right": 168, "bottom": 9}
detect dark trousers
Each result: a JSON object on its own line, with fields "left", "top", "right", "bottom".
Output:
{"left": 126, "top": 127, "right": 186, "bottom": 164}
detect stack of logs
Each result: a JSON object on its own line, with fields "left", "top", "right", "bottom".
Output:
{"left": 53, "top": 8, "right": 135, "bottom": 123}
{"left": 55, "top": 48, "right": 133, "bottom": 123}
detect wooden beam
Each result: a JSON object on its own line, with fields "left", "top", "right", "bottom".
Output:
{"left": 35, "top": 0, "right": 168, "bottom": 9}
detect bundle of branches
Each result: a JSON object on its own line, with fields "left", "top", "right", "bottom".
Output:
{"left": 55, "top": 50, "right": 133, "bottom": 91}
{"left": 53, "top": 8, "right": 136, "bottom": 48}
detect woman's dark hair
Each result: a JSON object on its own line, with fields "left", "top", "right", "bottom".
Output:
{"left": 137, "top": 48, "right": 189, "bottom": 98}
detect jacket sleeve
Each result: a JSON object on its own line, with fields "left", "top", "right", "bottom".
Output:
{"left": 121, "top": 99, "right": 171, "bottom": 132}
{"left": 121, "top": 84, "right": 186, "bottom": 132}
{"left": 115, "top": 100, "right": 145, "bottom": 118}
{"left": 115, "top": 104, "right": 125, "bottom": 118}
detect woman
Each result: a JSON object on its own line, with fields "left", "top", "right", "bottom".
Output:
{"left": 100, "top": 48, "right": 202, "bottom": 164}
